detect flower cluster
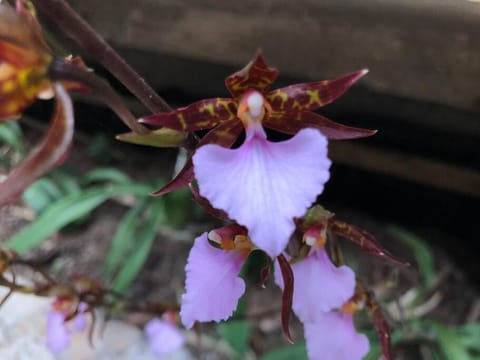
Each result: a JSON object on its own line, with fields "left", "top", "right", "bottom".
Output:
{"left": 146, "top": 52, "right": 399, "bottom": 359}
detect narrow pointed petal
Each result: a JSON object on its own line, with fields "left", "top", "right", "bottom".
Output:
{"left": 0, "top": 83, "right": 74, "bottom": 207}
{"left": 330, "top": 220, "right": 409, "bottom": 266}
{"left": 225, "top": 50, "right": 279, "bottom": 98}
{"left": 304, "top": 312, "right": 370, "bottom": 360}
{"left": 141, "top": 98, "right": 237, "bottom": 131}
{"left": 180, "top": 233, "right": 246, "bottom": 329}
{"left": 145, "top": 318, "right": 185, "bottom": 357}
{"left": 193, "top": 128, "right": 331, "bottom": 257}
{"left": 275, "top": 249, "right": 355, "bottom": 322}
{"left": 152, "top": 120, "right": 243, "bottom": 196}
{"left": 367, "top": 292, "right": 393, "bottom": 360}
{"left": 45, "top": 310, "right": 71, "bottom": 353}
{"left": 277, "top": 254, "right": 294, "bottom": 343}
{"left": 152, "top": 158, "right": 195, "bottom": 196}
{"left": 264, "top": 111, "right": 376, "bottom": 140}
{"left": 267, "top": 69, "right": 368, "bottom": 112}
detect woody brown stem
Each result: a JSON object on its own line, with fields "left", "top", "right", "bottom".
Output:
{"left": 32, "top": 0, "right": 171, "bottom": 114}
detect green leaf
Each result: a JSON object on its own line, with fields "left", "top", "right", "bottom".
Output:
{"left": 7, "top": 188, "right": 111, "bottom": 253}
{"left": 457, "top": 323, "right": 480, "bottom": 352}
{"left": 49, "top": 168, "right": 81, "bottom": 195}
{"left": 387, "top": 226, "right": 435, "bottom": 287}
{"left": 260, "top": 343, "right": 308, "bottom": 360}
{"left": 104, "top": 199, "right": 148, "bottom": 278}
{"left": 218, "top": 320, "right": 250, "bottom": 356}
{"left": 435, "top": 324, "right": 471, "bottom": 360}
{"left": 0, "top": 121, "right": 23, "bottom": 152}
{"left": 7, "top": 184, "right": 152, "bottom": 253}
{"left": 83, "top": 168, "right": 131, "bottom": 185}
{"left": 112, "top": 199, "right": 164, "bottom": 293}
{"left": 22, "top": 178, "right": 64, "bottom": 213}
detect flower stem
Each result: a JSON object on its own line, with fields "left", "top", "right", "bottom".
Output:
{"left": 32, "top": 0, "right": 171, "bottom": 114}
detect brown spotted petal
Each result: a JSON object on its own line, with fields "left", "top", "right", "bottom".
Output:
{"left": 141, "top": 98, "right": 237, "bottom": 131}
{"left": 225, "top": 50, "right": 279, "bottom": 98}
{"left": 366, "top": 292, "right": 393, "bottom": 360}
{"left": 151, "top": 120, "right": 243, "bottom": 196}
{"left": 277, "top": 254, "right": 294, "bottom": 344}
{"left": 329, "top": 220, "right": 409, "bottom": 266}
{"left": 267, "top": 69, "right": 367, "bottom": 112}
{"left": 0, "top": 83, "right": 74, "bottom": 207}
{"left": 264, "top": 111, "right": 376, "bottom": 140}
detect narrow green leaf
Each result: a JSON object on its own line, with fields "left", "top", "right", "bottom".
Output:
{"left": 7, "top": 188, "right": 110, "bottom": 253}
{"left": 435, "top": 324, "right": 471, "bottom": 360}
{"left": 387, "top": 226, "right": 435, "bottom": 287}
{"left": 22, "top": 178, "right": 63, "bottom": 213}
{"left": 49, "top": 169, "right": 81, "bottom": 195}
{"left": 7, "top": 184, "right": 151, "bottom": 253}
{"left": 112, "top": 200, "right": 164, "bottom": 293}
{"left": 84, "top": 167, "right": 131, "bottom": 185}
{"left": 457, "top": 323, "right": 480, "bottom": 351}
{"left": 260, "top": 343, "right": 308, "bottom": 360}
{"left": 218, "top": 320, "right": 250, "bottom": 356}
{"left": 0, "top": 121, "right": 23, "bottom": 152}
{"left": 104, "top": 199, "right": 148, "bottom": 278}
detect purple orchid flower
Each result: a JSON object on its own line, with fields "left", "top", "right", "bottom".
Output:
{"left": 145, "top": 318, "right": 185, "bottom": 357}
{"left": 193, "top": 90, "right": 331, "bottom": 257}
{"left": 143, "top": 52, "right": 374, "bottom": 258}
{"left": 180, "top": 228, "right": 253, "bottom": 328}
{"left": 45, "top": 301, "right": 88, "bottom": 353}
{"left": 274, "top": 247, "right": 355, "bottom": 323}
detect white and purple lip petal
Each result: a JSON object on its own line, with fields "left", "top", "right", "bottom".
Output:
{"left": 193, "top": 127, "right": 331, "bottom": 257}
{"left": 304, "top": 312, "right": 370, "bottom": 360}
{"left": 274, "top": 248, "right": 355, "bottom": 323}
{"left": 180, "top": 233, "right": 246, "bottom": 329}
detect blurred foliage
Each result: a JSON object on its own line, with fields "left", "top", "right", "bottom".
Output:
{"left": 4, "top": 126, "right": 198, "bottom": 294}
{"left": 0, "top": 120, "right": 24, "bottom": 169}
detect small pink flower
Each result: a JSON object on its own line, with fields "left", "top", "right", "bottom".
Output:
{"left": 304, "top": 311, "right": 369, "bottom": 360}
{"left": 145, "top": 318, "right": 185, "bottom": 357}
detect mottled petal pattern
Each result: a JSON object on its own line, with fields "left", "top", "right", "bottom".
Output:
{"left": 45, "top": 310, "right": 71, "bottom": 353}
{"left": 274, "top": 249, "right": 355, "bottom": 322}
{"left": 304, "top": 312, "right": 369, "bottom": 360}
{"left": 145, "top": 318, "right": 185, "bottom": 357}
{"left": 180, "top": 233, "right": 246, "bottom": 329}
{"left": 193, "top": 129, "right": 331, "bottom": 257}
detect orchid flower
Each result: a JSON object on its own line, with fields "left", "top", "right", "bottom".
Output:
{"left": 273, "top": 219, "right": 369, "bottom": 359}
{"left": 144, "top": 52, "right": 373, "bottom": 257}
{"left": 45, "top": 299, "right": 88, "bottom": 353}
{"left": 180, "top": 225, "right": 253, "bottom": 329}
